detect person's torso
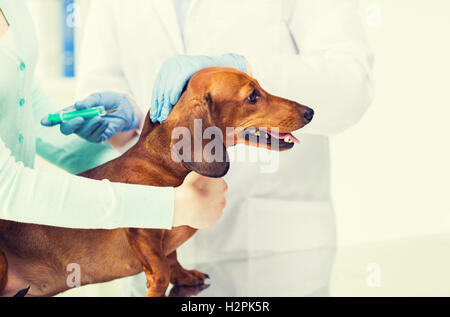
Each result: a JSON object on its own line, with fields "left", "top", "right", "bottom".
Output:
{"left": 108, "top": 0, "right": 335, "bottom": 262}
{"left": 0, "top": 0, "right": 39, "bottom": 167}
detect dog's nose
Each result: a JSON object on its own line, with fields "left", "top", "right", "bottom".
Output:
{"left": 303, "top": 108, "right": 314, "bottom": 122}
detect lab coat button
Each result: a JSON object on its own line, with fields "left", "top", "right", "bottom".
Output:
{"left": 19, "top": 98, "right": 25, "bottom": 106}
{"left": 18, "top": 134, "right": 24, "bottom": 143}
{"left": 19, "top": 62, "right": 26, "bottom": 71}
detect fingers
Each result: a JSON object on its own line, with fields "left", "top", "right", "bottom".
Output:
{"left": 74, "top": 117, "right": 106, "bottom": 142}
{"left": 158, "top": 94, "right": 173, "bottom": 123}
{"left": 219, "top": 198, "right": 227, "bottom": 209}
{"left": 210, "top": 178, "right": 228, "bottom": 192}
{"left": 60, "top": 117, "right": 85, "bottom": 135}
{"left": 89, "top": 120, "right": 109, "bottom": 143}
{"left": 65, "top": 116, "right": 108, "bottom": 143}
{"left": 75, "top": 117, "right": 102, "bottom": 136}
{"left": 173, "top": 173, "right": 228, "bottom": 229}
{"left": 149, "top": 101, "right": 158, "bottom": 123}
{"left": 209, "top": 178, "right": 228, "bottom": 213}
{"left": 154, "top": 72, "right": 170, "bottom": 122}
{"left": 101, "top": 125, "right": 117, "bottom": 142}
{"left": 155, "top": 92, "right": 166, "bottom": 123}
{"left": 195, "top": 176, "right": 228, "bottom": 202}
{"left": 160, "top": 78, "right": 189, "bottom": 123}
{"left": 150, "top": 82, "right": 161, "bottom": 123}
{"left": 151, "top": 92, "right": 172, "bottom": 123}
{"left": 150, "top": 74, "right": 180, "bottom": 123}
{"left": 219, "top": 179, "right": 228, "bottom": 192}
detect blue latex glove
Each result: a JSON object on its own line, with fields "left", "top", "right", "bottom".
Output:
{"left": 150, "top": 53, "right": 247, "bottom": 123}
{"left": 41, "top": 92, "right": 138, "bottom": 143}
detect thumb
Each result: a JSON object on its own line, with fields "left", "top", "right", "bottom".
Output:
{"left": 60, "top": 117, "right": 85, "bottom": 135}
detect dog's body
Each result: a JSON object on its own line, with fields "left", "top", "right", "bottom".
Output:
{"left": 0, "top": 68, "right": 313, "bottom": 297}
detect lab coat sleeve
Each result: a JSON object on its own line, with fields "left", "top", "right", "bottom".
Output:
{"left": 32, "top": 80, "right": 121, "bottom": 175}
{"left": 245, "top": 0, "right": 374, "bottom": 136}
{"left": 75, "top": 1, "right": 134, "bottom": 102}
{"left": 0, "top": 136, "right": 174, "bottom": 229}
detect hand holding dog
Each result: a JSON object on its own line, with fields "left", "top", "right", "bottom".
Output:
{"left": 173, "top": 172, "right": 228, "bottom": 229}
{"left": 150, "top": 53, "right": 247, "bottom": 123}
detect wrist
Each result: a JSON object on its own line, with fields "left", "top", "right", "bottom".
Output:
{"left": 172, "top": 186, "right": 186, "bottom": 228}
{"left": 243, "top": 56, "right": 252, "bottom": 76}
{"left": 121, "top": 94, "right": 140, "bottom": 132}
{"left": 122, "top": 115, "right": 139, "bottom": 132}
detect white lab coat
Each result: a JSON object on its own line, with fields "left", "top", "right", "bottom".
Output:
{"left": 77, "top": 0, "right": 373, "bottom": 295}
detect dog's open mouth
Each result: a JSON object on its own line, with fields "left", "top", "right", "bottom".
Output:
{"left": 241, "top": 127, "right": 300, "bottom": 150}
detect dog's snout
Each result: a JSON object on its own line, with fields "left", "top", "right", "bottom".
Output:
{"left": 303, "top": 108, "right": 314, "bottom": 123}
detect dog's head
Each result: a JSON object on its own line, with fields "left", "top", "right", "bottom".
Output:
{"left": 165, "top": 67, "right": 314, "bottom": 178}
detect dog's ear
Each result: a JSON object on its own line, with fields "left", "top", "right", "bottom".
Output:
{"left": 171, "top": 93, "right": 230, "bottom": 178}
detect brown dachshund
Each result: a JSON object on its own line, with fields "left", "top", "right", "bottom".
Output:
{"left": 0, "top": 67, "right": 313, "bottom": 297}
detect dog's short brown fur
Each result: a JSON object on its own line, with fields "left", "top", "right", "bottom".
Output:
{"left": 0, "top": 67, "right": 313, "bottom": 297}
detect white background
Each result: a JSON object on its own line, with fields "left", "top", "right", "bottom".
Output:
{"left": 332, "top": 0, "right": 450, "bottom": 245}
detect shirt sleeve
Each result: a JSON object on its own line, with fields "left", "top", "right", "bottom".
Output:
{"left": 245, "top": 0, "right": 374, "bottom": 136}
{"left": 0, "top": 136, "right": 174, "bottom": 229}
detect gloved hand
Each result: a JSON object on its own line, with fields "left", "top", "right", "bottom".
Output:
{"left": 41, "top": 92, "right": 138, "bottom": 143}
{"left": 150, "top": 53, "right": 247, "bottom": 123}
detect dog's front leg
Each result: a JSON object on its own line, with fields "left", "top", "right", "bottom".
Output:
{"left": 125, "top": 228, "right": 170, "bottom": 297}
{"left": 168, "top": 250, "right": 208, "bottom": 286}
{"left": 0, "top": 250, "right": 7, "bottom": 294}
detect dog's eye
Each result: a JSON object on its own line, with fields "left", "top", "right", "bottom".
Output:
{"left": 247, "top": 89, "right": 261, "bottom": 104}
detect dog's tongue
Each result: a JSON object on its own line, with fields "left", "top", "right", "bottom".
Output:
{"left": 267, "top": 130, "right": 300, "bottom": 144}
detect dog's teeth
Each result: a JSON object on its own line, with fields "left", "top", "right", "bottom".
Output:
{"left": 284, "top": 137, "right": 290, "bottom": 143}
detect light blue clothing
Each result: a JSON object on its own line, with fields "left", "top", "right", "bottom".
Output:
{"left": 0, "top": 0, "right": 174, "bottom": 229}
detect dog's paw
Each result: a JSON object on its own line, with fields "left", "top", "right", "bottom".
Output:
{"left": 169, "top": 283, "right": 210, "bottom": 297}
{"left": 171, "top": 268, "right": 209, "bottom": 286}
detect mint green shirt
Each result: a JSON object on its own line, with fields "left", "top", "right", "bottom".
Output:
{"left": 0, "top": 0, "right": 174, "bottom": 229}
